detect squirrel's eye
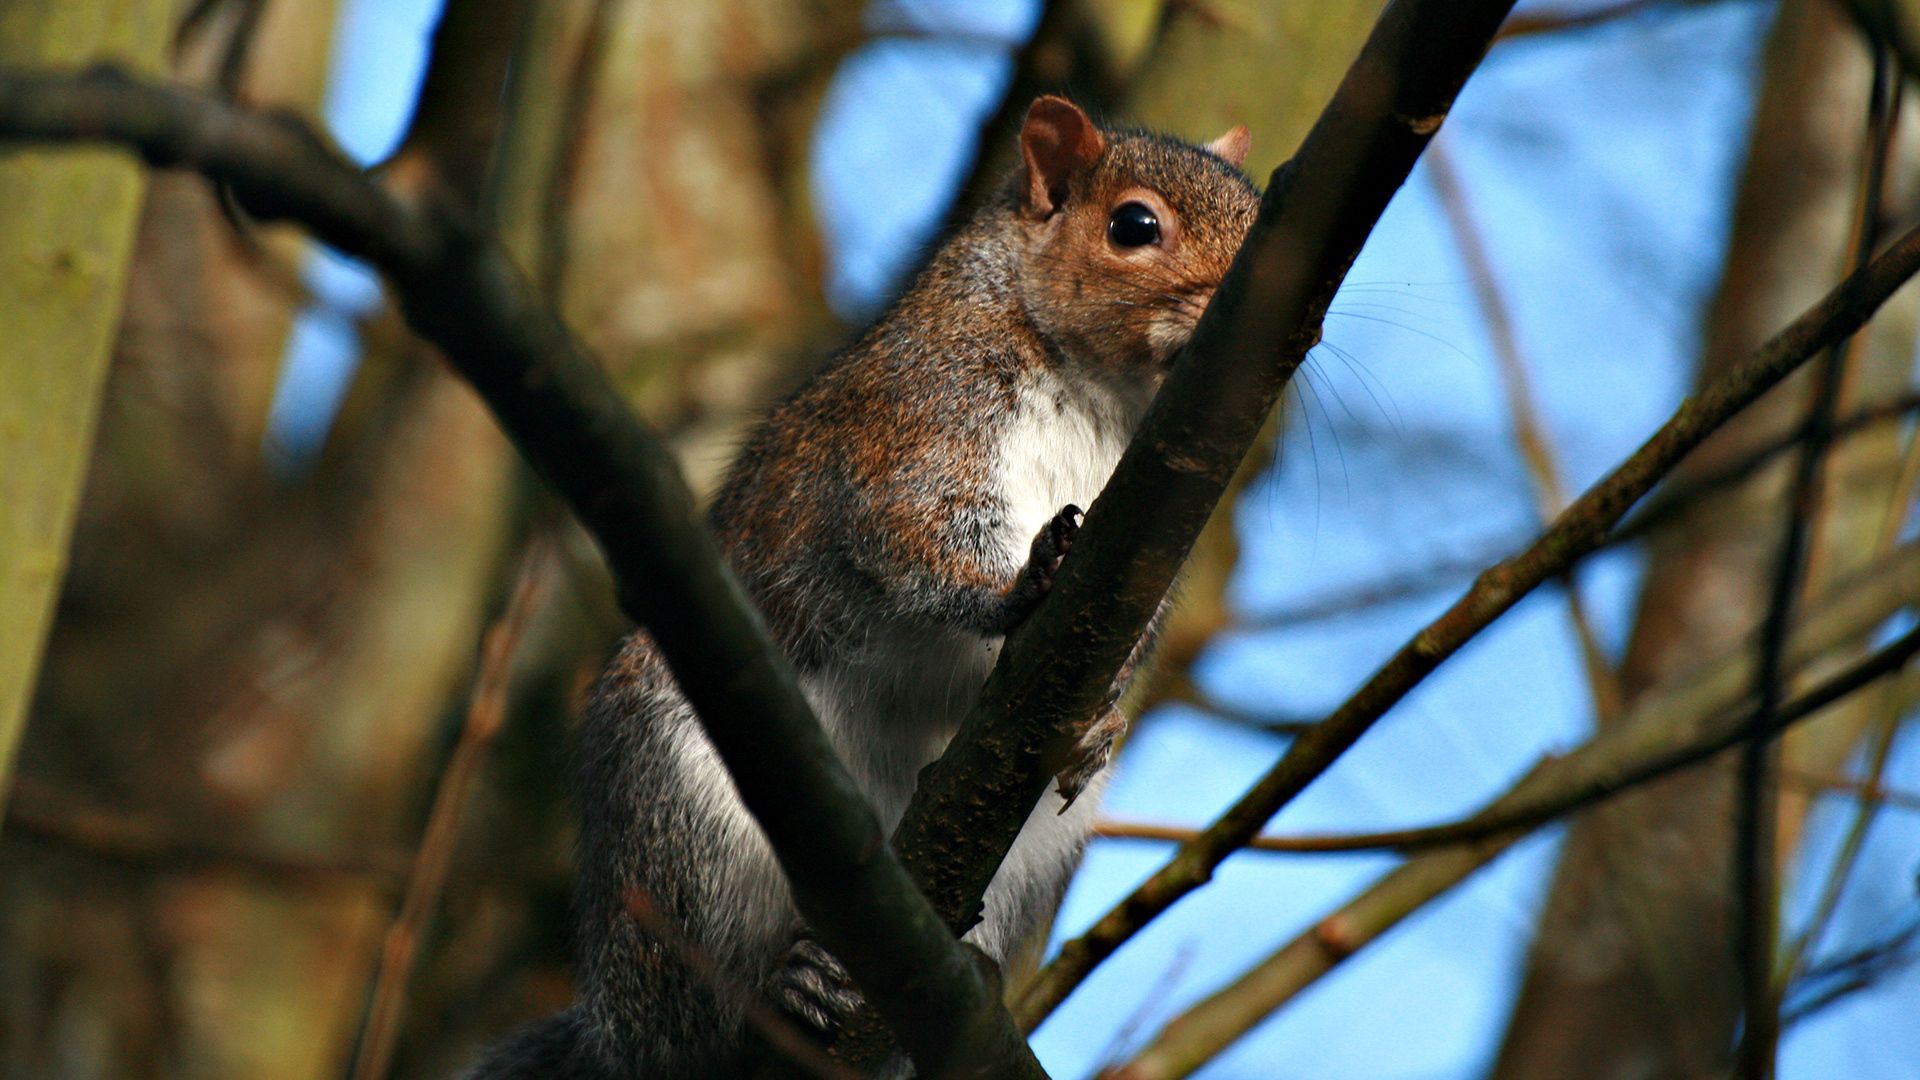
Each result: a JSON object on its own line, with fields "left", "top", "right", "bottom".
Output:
{"left": 1107, "top": 202, "right": 1161, "bottom": 248}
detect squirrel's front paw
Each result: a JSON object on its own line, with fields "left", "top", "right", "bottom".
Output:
{"left": 1000, "top": 504, "right": 1083, "bottom": 631}
{"left": 770, "top": 934, "right": 864, "bottom": 1038}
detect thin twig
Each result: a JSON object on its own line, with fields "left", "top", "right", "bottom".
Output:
{"left": 1782, "top": 766, "right": 1920, "bottom": 814}
{"left": 1778, "top": 69, "right": 1920, "bottom": 992}
{"left": 1092, "top": 819, "right": 1323, "bottom": 854}
{"left": 1144, "top": 539, "right": 1920, "bottom": 869}
{"left": 1426, "top": 138, "right": 1624, "bottom": 722}
{"left": 1295, "top": 636, "right": 1918, "bottom": 854}
{"left": 1016, "top": 216, "right": 1920, "bottom": 1028}
{"left": 1226, "top": 390, "right": 1920, "bottom": 636}
{"left": 1614, "top": 390, "right": 1920, "bottom": 548}
{"left": 1781, "top": 913, "right": 1920, "bottom": 1026}
{"left": 350, "top": 539, "right": 556, "bottom": 1080}
{"left": 1099, "top": 625, "right": 1920, "bottom": 1080}
{"left": 2, "top": 776, "right": 413, "bottom": 885}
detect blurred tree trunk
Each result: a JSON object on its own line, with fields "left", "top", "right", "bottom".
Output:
{"left": 0, "top": 0, "right": 172, "bottom": 820}
{"left": 1491, "top": 3, "right": 1918, "bottom": 1075}
{"left": 0, "top": 4, "right": 441, "bottom": 1078}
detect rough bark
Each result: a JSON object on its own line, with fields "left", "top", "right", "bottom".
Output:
{"left": 1124, "top": 0, "right": 1389, "bottom": 710}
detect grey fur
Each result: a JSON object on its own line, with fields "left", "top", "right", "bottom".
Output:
{"left": 466, "top": 104, "right": 1258, "bottom": 1079}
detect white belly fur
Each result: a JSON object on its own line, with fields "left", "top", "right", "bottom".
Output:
{"left": 800, "top": 369, "right": 1143, "bottom": 962}
{"left": 993, "top": 370, "right": 1146, "bottom": 569}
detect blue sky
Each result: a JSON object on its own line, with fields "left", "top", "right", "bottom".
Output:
{"left": 285, "top": 1, "right": 1920, "bottom": 1076}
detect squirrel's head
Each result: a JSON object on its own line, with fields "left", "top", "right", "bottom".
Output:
{"left": 1011, "top": 95, "right": 1258, "bottom": 385}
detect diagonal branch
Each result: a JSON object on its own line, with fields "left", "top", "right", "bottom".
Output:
{"left": 1250, "top": 627, "right": 1920, "bottom": 858}
{"left": 0, "top": 66, "right": 1039, "bottom": 1080}
{"left": 1103, "top": 619, "right": 1920, "bottom": 1080}
{"left": 1426, "top": 138, "right": 1624, "bottom": 722}
{"left": 1016, "top": 213, "right": 1920, "bottom": 1027}
{"left": 350, "top": 540, "right": 555, "bottom": 1080}
{"left": 888, "top": 0, "right": 1521, "bottom": 967}
{"left": 1118, "top": 539, "right": 1920, "bottom": 857}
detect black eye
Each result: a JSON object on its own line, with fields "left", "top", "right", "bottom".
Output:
{"left": 1107, "top": 202, "right": 1160, "bottom": 248}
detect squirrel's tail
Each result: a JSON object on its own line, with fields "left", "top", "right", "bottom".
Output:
{"left": 463, "top": 1008, "right": 599, "bottom": 1079}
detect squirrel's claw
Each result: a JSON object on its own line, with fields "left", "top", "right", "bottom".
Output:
{"left": 769, "top": 934, "right": 863, "bottom": 1038}
{"left": 1055, "top": 702, "right": 1127, "bottom": 810}
{"left": 1000, "top": 504, "right": 1082, "bottom": 631}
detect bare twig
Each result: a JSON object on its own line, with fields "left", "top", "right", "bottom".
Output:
{"left": 2, "top": 776, "right": 413, "bottom": 885}
{"left": 1092, "top": 819, "right": 1323, "bottom": 855}
{"left": 1235, "top": 548, "right": 1496, "bottom": 630}
{"left": 1240, "top": 629, "right": 1920, "bottom": 856}
{"left": 1017, "top": 216, "right": 1920, "bottom": 1028}
{"left": 1782, "top": 913, "right": 1920, "bottom": 1026}
{"left": 349, "top": 540, "right": 556, "bottom": 1080}
{"left": 1105, "top": 542, "right": 1920, "bottom": 858}
{"left": 1224, "top": 390, "right": 1920, "bottom": 637}
{"left": 0, "top": 66, "right": 1038, "bottom": 1079}
{"left": 1426, "top": 138, "right": 1624, "bottom": 722}
{"left": 1100, "top": 625, "right": 1920, "bottom": 1080}
{"left": 1782, "top": 767, "right": 1920, "bottom": 814}
{"left": 1615, "top": 390, "right": 1920, "bottom": 548}
{"left": 1778, "top": 62, "right": 1920, "bottom": 991}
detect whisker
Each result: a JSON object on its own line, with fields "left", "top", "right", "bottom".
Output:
{"left": 1294, "top": 362, "right": 1352, "bottom": 502}
{"left": 1324, "top": 310, "right": 1478, "bottom": 365}
{"left": 1313, "top": 338, "right": 1404, "bottom": 435}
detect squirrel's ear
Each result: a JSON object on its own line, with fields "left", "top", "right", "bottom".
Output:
{"left": 1206, "top": 125, "right": 1251, "bottom": 169}
{"left": 1020, "top": 95, "right": 1105, "bottom": 219}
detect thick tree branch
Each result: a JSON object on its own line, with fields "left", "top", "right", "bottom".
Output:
{"left": 0, "top": 66, "right": 1039, "bottom": 1079}
{"left": 1016, "top": 213, "right": 1920, "bottom": 1027}
{"left": 887, "top": 0, "right": 1519, "bottom": 970}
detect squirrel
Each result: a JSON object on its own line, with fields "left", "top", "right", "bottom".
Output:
{"left": 468, "top": 96, "right": 1257, "bottom": 1078}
